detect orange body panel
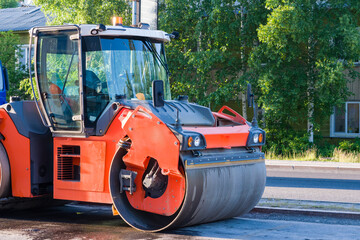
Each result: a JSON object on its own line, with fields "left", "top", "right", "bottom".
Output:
{"left": 184, "top": 125, "right": 250, "bottom": 149}
{"left": 53, "top": 108, "right": 129, "bottom": 204}
{"left": 185, "top": 106, "right": 250, "bottom": 149}
{"left": 0, "top": 109, "right": 32, "bottom": 197}
{"left": 120, "top": 106, "right": 185, "bottom": 216}
{"left": 54, "top": 140, "right": 106, "bottom": 192}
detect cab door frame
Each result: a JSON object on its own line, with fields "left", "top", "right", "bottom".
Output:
{"left": 30, "top": 25, "right": 86, "bottom": 137}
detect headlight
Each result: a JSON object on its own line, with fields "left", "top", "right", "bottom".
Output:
{"left": 246, "top": 128, "right": 266, "bottom": 147}
{"left": 169, "top": 128, "right": 206, "bottom": 150}
{"left": 188, "top": 135, "right": 202, "bottom": 148}
{"left": 184, "top": 134, "right": 206, "bottom": 150}
{"left": 194, "top": 136, "right": 201, "bottom": 147}
{"left": 253, "top": 134, "right": 259, "bottom": 143}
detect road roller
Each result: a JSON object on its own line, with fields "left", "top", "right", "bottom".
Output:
{"left": 0, "top": 23, "right": 266, "bottom": 231}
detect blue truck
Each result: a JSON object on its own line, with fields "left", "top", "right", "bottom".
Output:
{"left": 0, "top": 60, "right": 9, "bottom": 105}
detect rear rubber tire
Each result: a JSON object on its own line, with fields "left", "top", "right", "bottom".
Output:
{"left": 0, "top": 143, "right": 11, "bottom": 198}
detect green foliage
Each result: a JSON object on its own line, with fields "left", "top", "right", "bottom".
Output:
{"left": 263, "top": 129, "right": 312, "bottom": 156}
{"left": 19, "top": 78, "right": 39, "bottom": 99}
{"left": 249, "top": 0, "right": 360, "bottom": 152}
{"left": 159, "top": 0, "right": 268, "bottom": 106}
{"left": 317, "top": 144, "right": 336, "bottom": 158}
{"left": 0, "top": 0, "right": 18, "bottom": 9}
{"left": 0, "top": 31, "right": 28, "bottom": 99}
{"left": 34, "top": 0, "right": 131, "bottom": 25}
{"left": 338, "top": 139, "right": 360, "bottom": 153}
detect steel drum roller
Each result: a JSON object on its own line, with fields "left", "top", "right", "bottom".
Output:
{"left": 110, "top": 149, "right": 266, "bottom": 232}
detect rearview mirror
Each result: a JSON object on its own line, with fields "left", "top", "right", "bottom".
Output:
{"left": 152, "top": 80, "right": 165, "bottom": 108}
{"left": 247, "top": 83, "right": 253, "bottom": 108}
{"left": 171, "top": 31, "right": 180, "bottom": 40}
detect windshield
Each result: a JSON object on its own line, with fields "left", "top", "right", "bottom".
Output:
{"left": 83, "top": 36, "right": 171, "bottom": 100}
{"left": 83, "top": 36, "right": 171, "bottom": 125}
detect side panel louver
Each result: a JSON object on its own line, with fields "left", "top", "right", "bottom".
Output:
{"left": 57, "top": 145, "right": 80, "bottom": 181}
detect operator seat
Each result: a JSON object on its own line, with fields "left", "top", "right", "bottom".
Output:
{"left": 85, "top": 70, "right": 101, "bottom": 96}
{"left": 84, "top": 70, "right": 109, "bottom": 126}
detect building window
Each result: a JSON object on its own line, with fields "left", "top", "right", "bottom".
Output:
{"left": 331, "top": 102, "right": 360, "bottom": 137}
{"left": 16, "top": 44, "right": 34, "bottom": 69}
{"left": 355, "top": 58, "right": 360, "bottom": 66}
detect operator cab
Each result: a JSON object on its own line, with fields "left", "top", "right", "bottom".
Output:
{"left": 32, "top": 24, "right": 171, "bottom": 136}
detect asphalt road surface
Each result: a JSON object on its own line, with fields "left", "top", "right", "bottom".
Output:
{"left": 1, "top": 163, "right": 359, "bottom": 239}
{"left": 0, "top": 203, "right": 359, "bottom": 240}
{"left": 265, "top": 168, "right": 360, "bottom": 203}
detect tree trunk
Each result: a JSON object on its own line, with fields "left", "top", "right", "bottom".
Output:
{"left": 140, "top": 0, "right": 158, "bottom": 30}
{"left": 241, "top": 92, "right": 247, "bottom": 120}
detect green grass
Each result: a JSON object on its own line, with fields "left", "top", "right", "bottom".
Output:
{"left": 266, "top": 148, "right": 318, "bottom": 161}
{"left": 332, "top": 148, "right": 360, "bottom": 163}
{"left": 266, "top": 148, "right": 360, "bottom": 163}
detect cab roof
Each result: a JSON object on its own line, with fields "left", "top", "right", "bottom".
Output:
{"left": 79, "top": 24, "right": 171, "bottom": 42}
{"left": 31, "top": 24, "right": 171, "bottom": 42}
{"left": 29, "top": 24, "right": 171, "bottom": 42}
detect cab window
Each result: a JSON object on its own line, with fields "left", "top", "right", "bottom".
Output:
{"left": 36, "top": 30, "right": 81, "bottom": 131}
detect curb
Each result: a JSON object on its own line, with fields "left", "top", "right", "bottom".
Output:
{"left": 265, "top": 160, "right": 360, "bottom": 177}
{"left": 252, "top": 206, "right": 360, "bottom": 219}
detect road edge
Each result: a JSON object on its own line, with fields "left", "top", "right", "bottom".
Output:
{"left": 252, "top": 206, "right": 360, "bottom": 219}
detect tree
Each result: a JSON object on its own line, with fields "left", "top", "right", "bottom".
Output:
{"left": 0, "top": 0, "right": 18, "bottom": 9}
{"left": 249, "top": 0, "right": 360, "bottom": 153}
{"left": 34, "top": 0, "right": 131, "bottom": 25}
{"left": 0, "top": 31, "right": 28, "bottom": 98}
{"left": 159, "top": 0, "right": 268, "bottom": 107}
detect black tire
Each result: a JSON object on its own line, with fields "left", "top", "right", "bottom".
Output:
{"left": 0, "top": 143, "right": 11, "bottom": 198}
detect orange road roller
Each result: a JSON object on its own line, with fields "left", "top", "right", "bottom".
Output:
{"left": 0, "top": 24, "right": 266, "bottom": 231}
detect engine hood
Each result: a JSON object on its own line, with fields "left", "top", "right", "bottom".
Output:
{"left": 120, "top": 100, "right": 215, "bottom": 127}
